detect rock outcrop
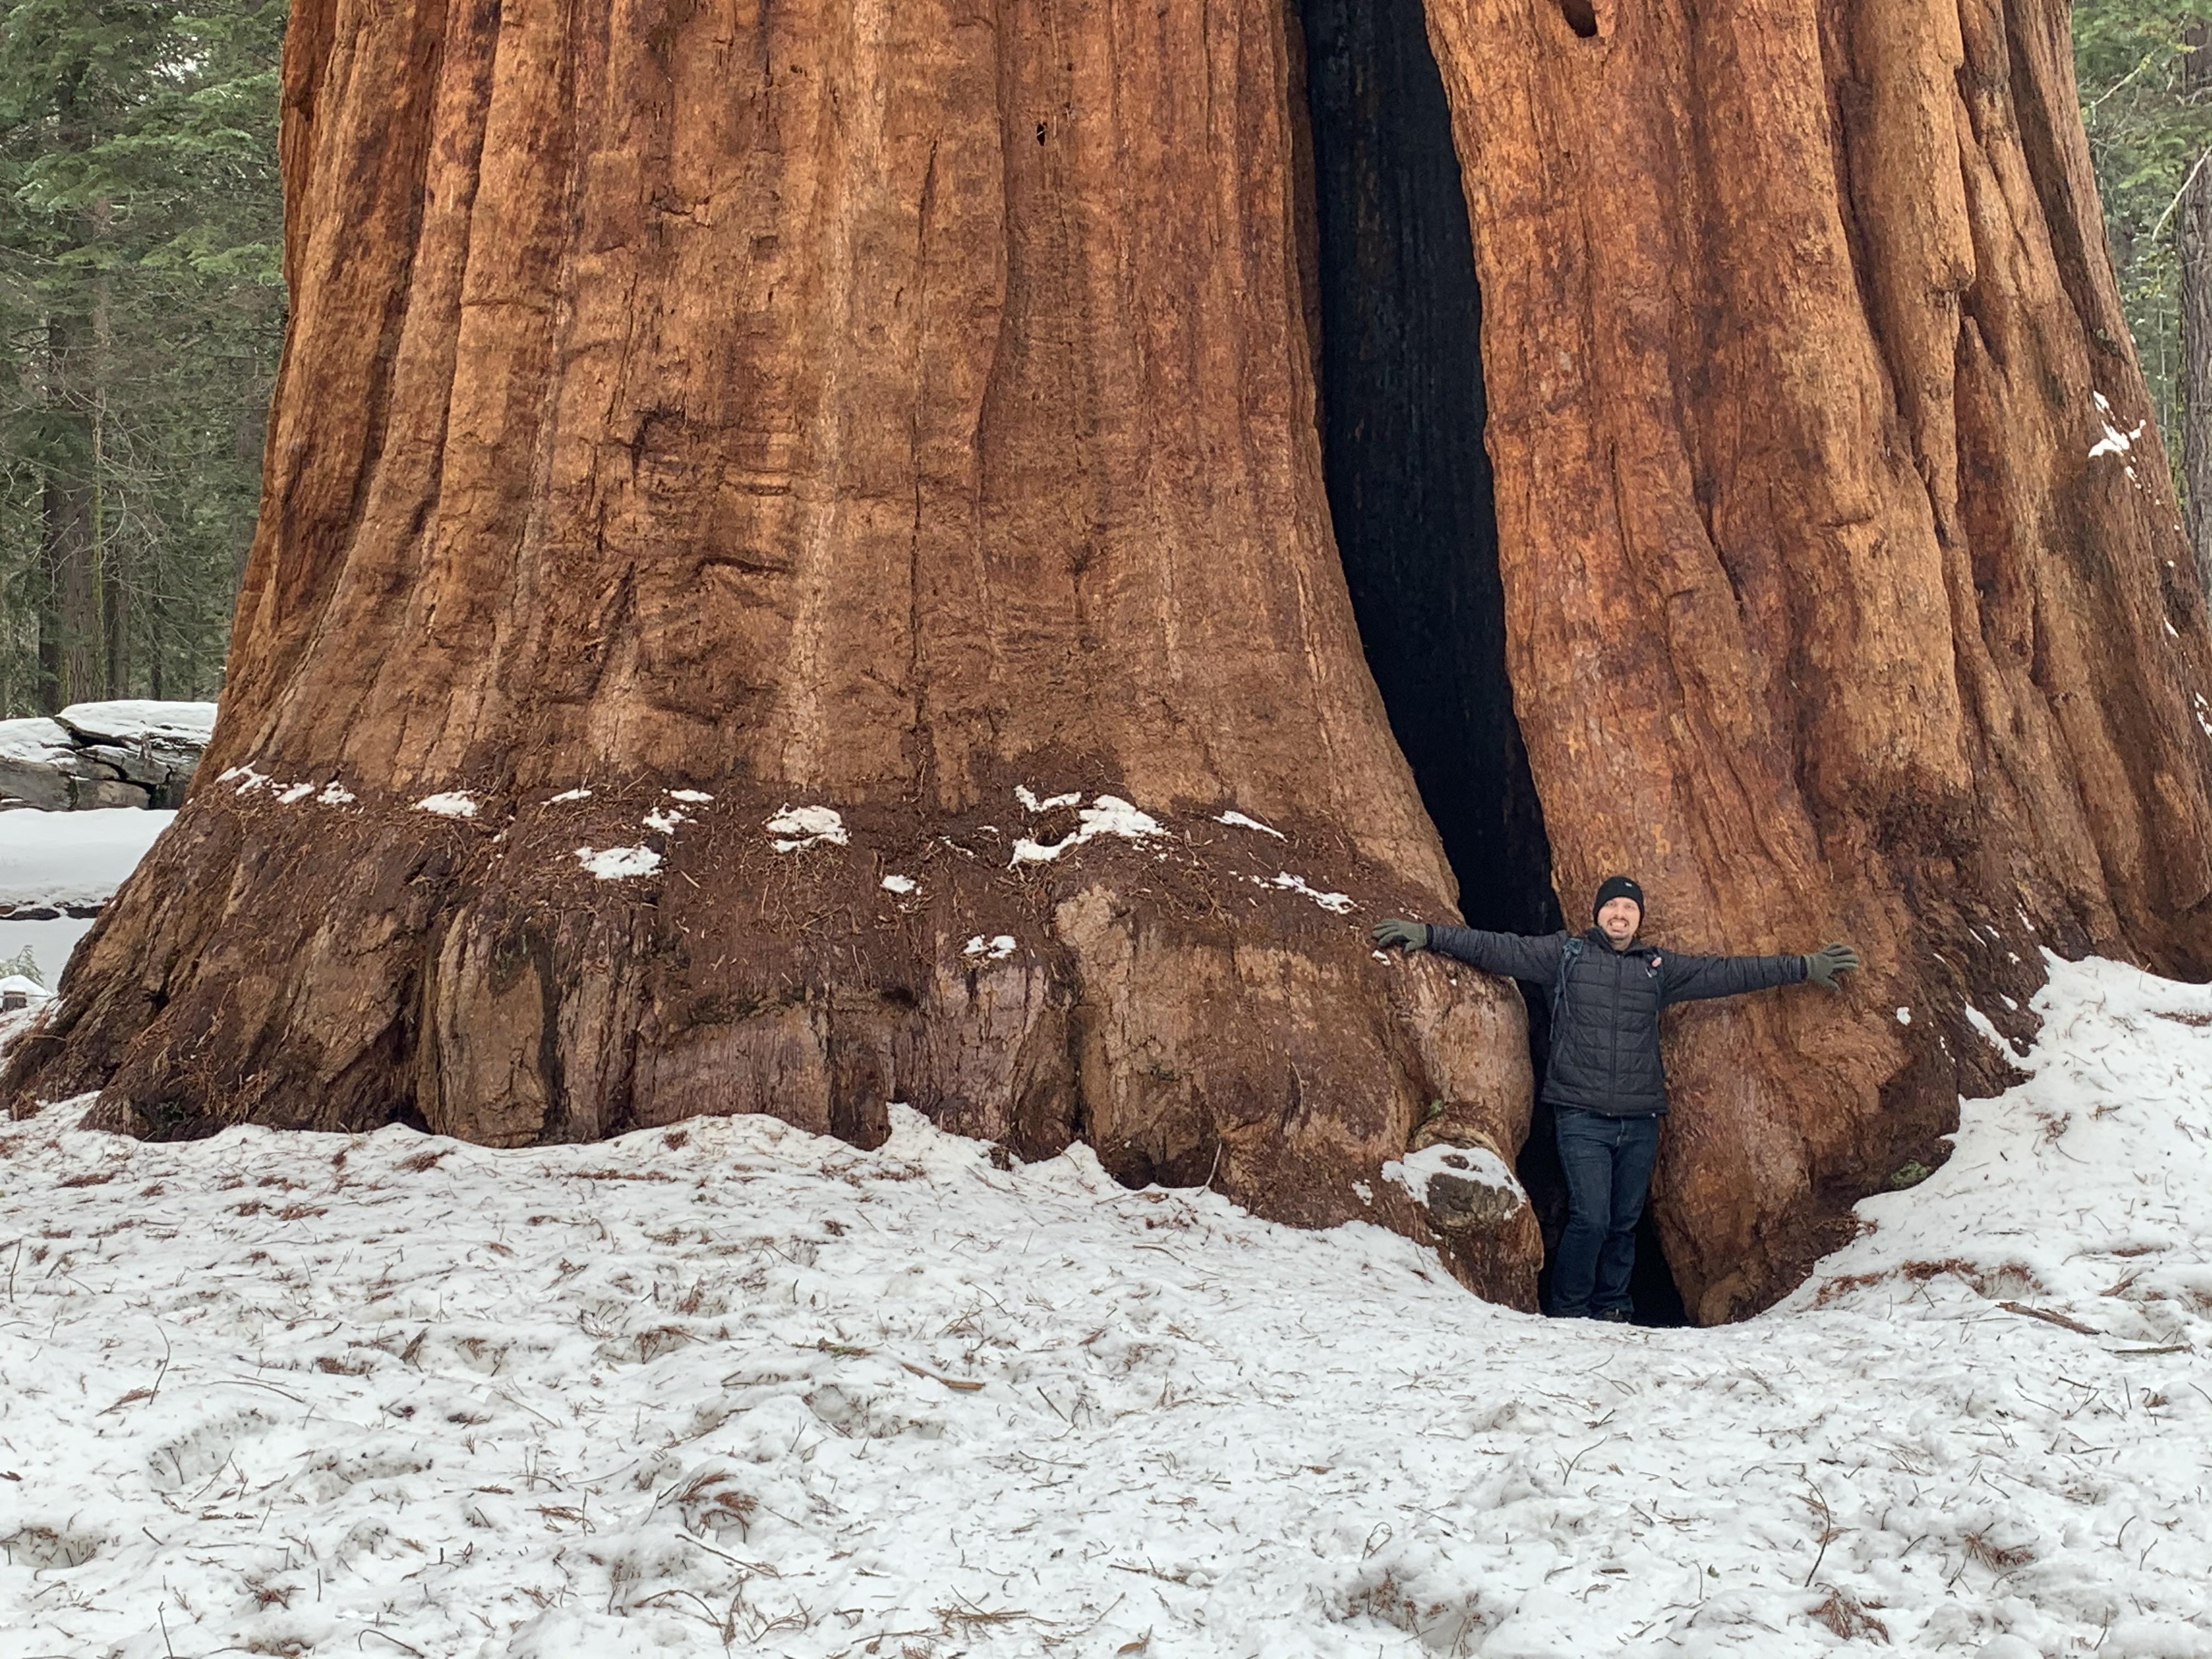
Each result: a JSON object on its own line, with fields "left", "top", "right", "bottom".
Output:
{"left": 0, "top": 703, "right": 213, "bottom": 812}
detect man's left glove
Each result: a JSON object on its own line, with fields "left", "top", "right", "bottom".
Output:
{"left": 1803, "top": 941, "right": 1860, "bottom": 989}
{"left": 1372, "top": 918, "right": 1429, "bottom": 952}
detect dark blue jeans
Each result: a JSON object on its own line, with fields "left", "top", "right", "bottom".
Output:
{"left": 1551, "top": 1107, "right": 1662, "bottom": 1318}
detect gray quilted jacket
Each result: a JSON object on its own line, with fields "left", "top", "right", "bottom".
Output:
{"left": 1424, "top": 925, "right": 1805, "bottom": 1115}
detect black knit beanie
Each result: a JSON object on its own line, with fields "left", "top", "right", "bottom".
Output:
{"left": 1593, "top": 874, "right": 1645, "bottom": 922}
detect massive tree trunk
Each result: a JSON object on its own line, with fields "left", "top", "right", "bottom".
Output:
{"left": 3, "top": 0, "right": 1541, "bottom": 1302}
{"left": 9, "top": 0, "right": 2209, "bottom": 1326}
{"left": 1421, "top": 0, "right": 2212, "bottom": 1318}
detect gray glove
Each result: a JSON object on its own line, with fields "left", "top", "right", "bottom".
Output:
{"left": 1803, "top": 941, "right": 1860, "bottom": 990}
{"left": 1372, "top": 918, "right": 1430, "bottom": 953}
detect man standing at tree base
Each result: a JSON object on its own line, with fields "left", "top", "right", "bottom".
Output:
{"left": 1373, "top": 878, "right": 1859, "bottom": 1321}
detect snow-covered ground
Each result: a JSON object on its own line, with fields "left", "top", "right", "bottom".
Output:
{"left": 0, "top": 808, "right": 173, "bottom": 910}
{"left": 1, "top": 956, "right": 2209, "bottom": 1657}
{"left": 0, "top": 807, "right": 173, "bottom": 989}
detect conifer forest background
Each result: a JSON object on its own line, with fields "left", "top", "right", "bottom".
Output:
{"left": 0, "top": 0, "right": 2207, "bottom": 719}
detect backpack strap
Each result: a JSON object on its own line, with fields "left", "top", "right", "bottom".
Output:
{"left": 1550, "top": 934, "right": 1584, "bottom": 1028}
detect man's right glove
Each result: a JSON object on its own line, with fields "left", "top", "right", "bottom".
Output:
{"left": 1803, "top": 941, "right": 1860, "bottom": 989}
{"left": 1372, "top": 918, "right": 1430, "bottom": 953}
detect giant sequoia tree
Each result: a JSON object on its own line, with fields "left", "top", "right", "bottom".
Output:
{"left": 8, "top": 0, "right": 2210, "bottom": 1323}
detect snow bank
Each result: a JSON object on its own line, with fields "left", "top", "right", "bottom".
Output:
{"left": 2, "top": 958, "right": 2210, "bottom": 1657}
{"left": 0, "top": 806, "right": 174, "bottom": 906}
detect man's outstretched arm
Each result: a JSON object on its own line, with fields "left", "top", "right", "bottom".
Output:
{"left": 1370, "top": 919, "right": 1567, "bottom": 984}
{"left": 1663, "top": 941, "right": 1859, "bottom": 1002}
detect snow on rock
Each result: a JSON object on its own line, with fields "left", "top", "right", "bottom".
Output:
{"left": 0, "top": 806, "right": 174, "bottom": 907}
{"left": 4, "top": 708, "right": 206, "bottom": 811}
{"left": 574, "top": 845, "right": 662, "bottom": 880}
{"left": 1383, "top": 1139, "right": 1521, "bottom": 1208}
{"left": 1216, "top": 808, "right": 1286, "bottom": 839}
{"left": 2, "top": 960, "right": 2211, "bottom": 1657}
{"left": 1264, "top": 870, "right": 1355, "bottom": 913}
{"left": 765, "top": 804, "right": 848, "bottom": 851}
{"left": 0, "top": 972, "right": 50, "bottom": 1002}
{"left": 53, "top": 699, "right": 216, "bottom": 748}
{"left": 414, "top": 791, "right": 481, "bottom": 819}
{"left": 1009, "top": 794, "right": 1163, "bottom": 864}
{"left": 0, "top": 717, "right": 75, "bottom": 766}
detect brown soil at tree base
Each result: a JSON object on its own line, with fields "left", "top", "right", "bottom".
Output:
{"left": 9, "top": 770, "right": 1542, "bottom": 1306}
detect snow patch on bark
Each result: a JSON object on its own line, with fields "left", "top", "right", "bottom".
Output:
{"left": 665, "top": 788, "right": 714, "bottom": 804}
{"left": 414, "top": 792, "right": 479, "bottom": 819}
{"left": 1013, "top": 786, "right": 1081, "bottom": 813}
{"left": 766, "top": 805, "right": 849, "bottom": 851}
{"left": 218, "top": 764, "right": 269, "bottom": 793}
{"left": 574, "top": 845, "right": 662, "bottom": 881}
{"left": 2088, "top": 392, "right": 2146, "bottom": 460}
{"left": 1008, "top": 795, "right": 1163, "bottom": 865}
{"left": 546, "top": 787, "right": 592, "bottom": 803}
{"left": 1261, "top": 871, "right": 1355, "bottom": 913}
{"left": 881, "top": 874, "right": 916, "bottom": 894}
{"left": 1216, "top": 809, "right": 1286, "bottom": 839}
{"left": 962, "top": 934, "right": 1017, "bottom": 962}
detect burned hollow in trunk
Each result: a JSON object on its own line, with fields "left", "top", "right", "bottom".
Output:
{"left": 1294, "top": 0, "right": 1684, "bottom": 1322}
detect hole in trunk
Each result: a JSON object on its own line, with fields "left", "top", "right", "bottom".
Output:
{"left": 1294, "top": 0, "right": 1685, "bottom": 1325}
{"left": 1558, "top": 0, "right": 1600, "bottom": 39}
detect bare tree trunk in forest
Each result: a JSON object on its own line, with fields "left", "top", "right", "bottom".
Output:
{"left": 8, "top": 0, "right": 2209, "bottom": 1325}
{"left": 94, "top": 263, "right": 126, "bottom": 700}
{"left": 2182, "top": 24, "right": 2212, "bottom": 606}
{"left": 1421, "top": 0, "right": 2212, "bottom": 1318}
{"left": 41, "top": 309, "right": 99, "bottom": 710}
{"left": 3, "top": 0, "right": 1542, "bottom": 1304}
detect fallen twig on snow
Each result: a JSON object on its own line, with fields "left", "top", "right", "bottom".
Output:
{"left": 1997, "top": 1301, "right": 2101, "bottom": 1336}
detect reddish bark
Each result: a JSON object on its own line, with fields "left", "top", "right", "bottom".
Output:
{"left": 1423, "top": 0, "right": 2212, "bottom": 1317}
{"left": 3, "top": 0, "right": 1541, "bottom": 1302}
